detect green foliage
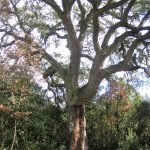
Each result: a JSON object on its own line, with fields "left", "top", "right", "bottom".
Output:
{"left": 1, "top": 65, "right": 150, "bottom": 149}
{"left": 118, "top": 128, "right": 141, "bottom": 150}
{"left": 134, "top": 101, "right": 150, "bottom": 147}
{"left": 0, "top": 65, "right": 68, "bottom": 150}
{"left": 85, "top": 81, "right": 146, "bottom": 150}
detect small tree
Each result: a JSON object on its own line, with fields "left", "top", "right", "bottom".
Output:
{"left": 0, "top": 0, "right": 150, "bottom": 149}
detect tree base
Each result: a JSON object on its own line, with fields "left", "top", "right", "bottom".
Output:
{"left": 69, "top": 105, "right": 88, "bottom": 150}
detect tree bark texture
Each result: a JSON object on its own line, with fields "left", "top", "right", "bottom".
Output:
{"left": 69, "top": 105, "right": 88, "bottom": 150}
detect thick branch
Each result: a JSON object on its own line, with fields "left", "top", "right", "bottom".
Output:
{"left": 100, "top": 61, "right": 135, "bottom": 77}
{"left": 124, "top": 39, "right": 140, "bottom": 63}
{"left": 42, "top": 52, "right": 67, "bottom": 80}
{"left": 40, "top": 1, "right": 81, "bottom": 88}
{"left": 77, "top": 0, "right": 87, "bottom": 42}
{"left": 139, "top": 30, "right": 150, "bottom": 40}
{"left": 102, "top": 31, "right": 150, "bottom": 78}
{"left": 123, "top": 0, "right": 136, "bottom": 21}
{"left": 103, "top": 31, "right": 134, "bottom": 57}
{"left": 102, "top": 42, "right": 144, "bottom": 79}
{"left": 79, "top": 33, "right": 144, "bottom": 102}
{"left": 78, "top": 8, "right": 93, "bottom": 42}
{"left": 87, "top": 0, "right": 101, "bottom": 8}
{"left": 40, "top": 0, "right": 64, "bottom": 18}
{"left": 0, "top": 40, "right": 15, "bottom": 47}
{"left": 69, "top": 0, "right": 76, "bottom": 10}
{"left": 93, "top": 11, "right": 100, "bottom": 53}
{"left": 81, "top": 54, "right": 93, "bottom": 61}
{"left": 102, "top": 21, "right": 125, "bottom": 48}
{"left": 41, "top": 0, "right": 77, "bottom": 41}
{"left": 98, "top": 0, "right": 130, "bottom": 15}
{"left": 84, "top": 53, "right": 104, "bottom": 97}
{"left": 62, "top": 0, "right": 76, "bottom": 12}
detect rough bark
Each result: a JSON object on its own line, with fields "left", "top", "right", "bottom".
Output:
{"left": 69, "top": 105, "right": 88, "bottom": 150}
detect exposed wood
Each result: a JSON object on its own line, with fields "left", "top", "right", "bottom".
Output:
{"left": 70, "top": 105, "right": 87, "bottom": 150}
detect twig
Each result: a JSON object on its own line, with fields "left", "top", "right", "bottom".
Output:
{"left": 10, "top": 119, "right": 17, "bottom": 150}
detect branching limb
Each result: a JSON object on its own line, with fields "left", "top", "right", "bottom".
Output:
{"left": 87, "top": 0, "right": 101, "bottom": 8}
{"left": 78, "top": 8, "right": 93, "bottom": 42}
{"left": 77, "top": 0, "right": 87, "bottom": 42}
{"left": 0, "top": 26, "right": 15, "bottom": 47}
{"left": 139, "top": 11, "right": 150, "bottom": 27}
{"left": 93, "top": 11, "right": 100, "bottom": 53}
{"left": 123, "top": 0, "right": 136, "bottom": 21}
{"left": 44, "top": 29, "right": 67, "bottom": 44}
{"left": 41, "top": 1, "right": 81, "bottom": 88}
{"left": 81, "top": 54, "right": 93, "bottom": 61}
{"left": 1, "top": 28, "right": 68, "bottom": 81}
{"left": 41, "top": 0, "right": 77, "bottom": 41}
{"left": 0, "top": 40, "right": 15, "bottom": 47}
{"left": 40, "top": 0, "right": 64, "bottom": 18}
{"left": 42, "top": 52, "right": 67, "bottom": 81}
{"left": 9, "top": 0, "right": 28, "bottom": 33}
{"left": 98, "top": 0, "right": 130, "bottom": 15}
{"left": 123, "top": 39, "right": 140, "bottom": 63}
{"left": 62, "top": 0, "right": 76, "bottom": 12}
{"left": 103, "top": 31, "right": 134, "bottom": 58}
{"left": 140, "top": 67, "right": 150, "bottom": 77}
{"left": 102, "top": 21, "right": 125, "bottom": 49}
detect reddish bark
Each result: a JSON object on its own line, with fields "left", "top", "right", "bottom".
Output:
{"left": 70, "top": 105, "right": 88, "bottom": 150}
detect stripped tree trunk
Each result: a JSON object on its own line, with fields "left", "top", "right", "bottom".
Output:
{"left": 69, "top": 105, "right": 88, "bottom": 150}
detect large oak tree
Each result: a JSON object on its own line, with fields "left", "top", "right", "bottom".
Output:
{"left": 0, "top": 0, "right": 150, "bottom": 149}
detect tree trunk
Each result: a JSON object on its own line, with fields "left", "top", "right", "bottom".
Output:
{"left": 69, "top": 105, "right": 88, "bottom": 150}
